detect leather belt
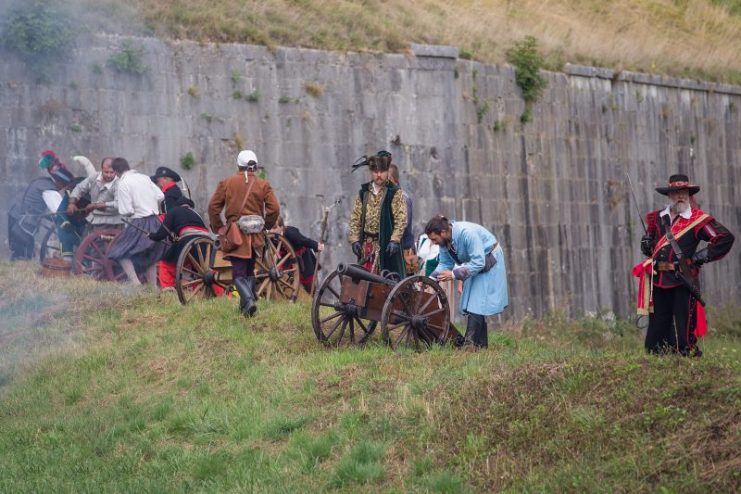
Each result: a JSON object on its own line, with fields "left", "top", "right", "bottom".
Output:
{"left": 656, "top": 261, "right": 675, "bottom": 272}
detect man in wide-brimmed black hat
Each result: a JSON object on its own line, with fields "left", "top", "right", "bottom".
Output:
{"left": 633, "top": 173, "right": 734, "bottom": 356}
{"left": 151, "top": 166, "right": 183, "bottom": 213}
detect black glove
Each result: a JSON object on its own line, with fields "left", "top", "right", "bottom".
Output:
{"left": 351, "top": 242, "right": 362, "bottom": 259}
{"left": 640, "top": 235, "right": 654, "bottom": 257}
{"left": 385, "top": 241, "right": 400, "bottom": 256}
{"left": 691, "top": 249, "right": 710, "bottom": 266}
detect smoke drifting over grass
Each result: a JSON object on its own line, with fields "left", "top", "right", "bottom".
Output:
{"left": 0, "top": 261, "right": 152, "bottom": 394}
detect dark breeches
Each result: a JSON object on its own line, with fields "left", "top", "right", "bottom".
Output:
{"left": 230, "top": 257, "right": 256, "bottom": 279}
{"left": 646, "top": 285, "right": 698, "bottom": 356}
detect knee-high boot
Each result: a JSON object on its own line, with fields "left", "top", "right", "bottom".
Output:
{"left": 235, "top": 276, "right": 257, "bottom": 317}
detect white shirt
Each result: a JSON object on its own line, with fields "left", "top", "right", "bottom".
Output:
{"left": 659, "top": 205, "right": 692, "bottom": 222}
{"left": 42, "top": 190, "right": 62, "bottom": 212}
{"left": 116, "top": 170, "right": 164, "bottom": 218}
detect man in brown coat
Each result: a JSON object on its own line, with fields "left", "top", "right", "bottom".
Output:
{"left": 208, "top": 150, "right": 280, "bottom": 316}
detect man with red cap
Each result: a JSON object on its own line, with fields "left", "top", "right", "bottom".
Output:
{"left": 634, "top": 173, "right": 734, "bottom": 356}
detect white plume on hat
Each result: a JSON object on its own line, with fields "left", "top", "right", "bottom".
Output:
{"left": 237, "top": 150, "right": 258, "bottom": 168}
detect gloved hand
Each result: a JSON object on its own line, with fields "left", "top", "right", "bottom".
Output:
{"left": 385, "top": 241, "right": 400, "bottom": 256}
{"left": 640, "top": 235, "right": 654, "bottom": 257}
{"left": 691, "top": 249, "right": 710, "bottom": 266}
{"left": 351, "top": 242, "right": 362, "bottom": 259}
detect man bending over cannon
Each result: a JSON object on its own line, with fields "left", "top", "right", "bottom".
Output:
{"left": 426, "top": 215, "right": 509, "bottom": 348}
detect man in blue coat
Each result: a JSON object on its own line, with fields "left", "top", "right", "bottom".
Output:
{"left": 426, "top": 215, "right": 508, "bottom": 348}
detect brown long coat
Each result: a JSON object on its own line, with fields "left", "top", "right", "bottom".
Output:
{"left": 207, "top": 171, "right": 280, "bottom": 259}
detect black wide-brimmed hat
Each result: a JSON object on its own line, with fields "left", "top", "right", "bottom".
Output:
{"left": 150, "top": 166, "right": 181, "bottom": 182}
{"left": 655, "top": 174, "right": 700, "bottom": 196}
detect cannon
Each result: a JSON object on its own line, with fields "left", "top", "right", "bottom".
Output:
{"left": 311, "top": 263, "right": 458, "bottom": 351}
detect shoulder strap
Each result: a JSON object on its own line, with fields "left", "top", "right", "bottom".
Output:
{"left": 231, "top": 174, "right": 255, "bottom": 224}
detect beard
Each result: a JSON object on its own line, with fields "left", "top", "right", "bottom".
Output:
{"left": 671, "top": 200, "right": 690, "bottom": 215}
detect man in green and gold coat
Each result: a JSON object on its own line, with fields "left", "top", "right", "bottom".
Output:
{"left": 348, "top": 151, "right": 407, "bottom": 277}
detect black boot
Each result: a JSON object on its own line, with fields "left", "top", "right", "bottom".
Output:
{"left": 235, "top": 277, "right": 257, "bottom": 317}
{"left": 464, "top": 313, "right": 488, "bottom": 348}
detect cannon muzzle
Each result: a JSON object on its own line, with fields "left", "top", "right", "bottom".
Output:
{"left": 337, "top": 263, "right": 396, "bottom": 286}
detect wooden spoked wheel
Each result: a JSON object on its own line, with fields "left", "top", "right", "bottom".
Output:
{"left": 175, "top": 236, "right": 228, "bottom": 305}
{"left": 73, "top": 228, "right": 124, "bottom": 281}
{"left": 381, "top": 275, "right": 451, "bottom": 351}
{"left": 254, "top": 233, "right": 300, "bottom": 302}
{"left": 311, "top": 270, "right": 376, "bottom": 347}
{"left": 39, "top": 222, "right": 62, "bottom": 263}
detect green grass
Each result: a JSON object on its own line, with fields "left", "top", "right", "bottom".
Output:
{"left": 65, "top": 0, "right": 741, "bottom": 84}
{"left": 0, "top": 261, "right": 739, "bottom": 492}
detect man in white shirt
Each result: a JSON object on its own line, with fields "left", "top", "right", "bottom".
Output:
{"left": 107, "top": 157, "right": 165, "bottom": 286}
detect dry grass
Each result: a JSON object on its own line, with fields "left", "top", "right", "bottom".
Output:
{"left": 73, "top": 0, "right": 741, "bottom": 83}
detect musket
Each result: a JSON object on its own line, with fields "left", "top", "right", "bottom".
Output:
{"left": 310, "top": 198, "right": 342, "bottom": 296}
{"left": 660, "top": 214, "right": 705, "bottom": 306}
{"left": 625, "top": 172, "right": 648, "bottom": 235}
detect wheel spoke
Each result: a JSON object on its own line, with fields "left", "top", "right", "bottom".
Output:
{"left": 419, "top": 307, "right": 447, "bottom": 319}
{"left": 185, "top": 282, "right": 205, "bottom": 301}
{"left": 321, "top": 311, "right": 344, "bottom": 324}
{"left": 334, "top": 320, "right": 347, "bottom": 346}
{"left": 324, "top": 317, "right": 344, "bottom": 340}
{"left": 393, "top": 324, "right": 412, "bottom": 348}
{"left": 417, "top": 293, "right": 437, "bottom": 313}
{"left": 327, "top": 283, "right": 340, "bottom": 299}
{"left": 354, "top": 317, "right": 370, "bottom": 335}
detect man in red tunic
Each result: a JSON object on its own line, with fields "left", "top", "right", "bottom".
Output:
{"left": 635, "top": 174, "right": 734, "bottom": 356}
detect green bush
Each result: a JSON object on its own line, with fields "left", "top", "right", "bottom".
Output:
{"left": 180, "top": 152, "right": 196, "bottom": 170}
{"left": 507, "top": 36, "right": 548, "bottom": 124}
{"left": 1, "top": 1, "right": 74, "bottom": 82}
{"left": 108, "top": 41, "right": 148, "bottom": 75}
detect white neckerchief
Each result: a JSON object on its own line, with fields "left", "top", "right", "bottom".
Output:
{"left": 659, "top": 205, "right": 692, "bottom": 222}
{"left": 371, "top": 182, "right": 383, "bottom": 195}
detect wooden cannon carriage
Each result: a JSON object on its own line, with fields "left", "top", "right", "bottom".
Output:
{"left": 172, "top": 232, "right": 301, "bottom": 305}
{"left": 311, "top": 263, "right": 458, "bottom": 351}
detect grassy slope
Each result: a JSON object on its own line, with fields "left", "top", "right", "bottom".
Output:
{"left": 0, "top": 261, "right": 739, "bottom": 493}
{"left": 76, "top": 0, "right": 741, "bottom": 84}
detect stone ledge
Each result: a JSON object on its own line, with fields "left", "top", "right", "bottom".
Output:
{"left": 410, "top": 44, "right": 459, "bottom": 59}
{"left": 563, "top": 63, "right": 741, "bottom": 95}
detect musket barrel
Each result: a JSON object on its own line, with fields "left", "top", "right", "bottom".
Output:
{"left": 337, "top": 263, "right": 395, "bottom": 286}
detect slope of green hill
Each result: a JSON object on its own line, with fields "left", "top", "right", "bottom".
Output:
{"left": 1, "top": 261, "right": 739, "bottom": 492}
{"left": 46, "top": 0, "right": 739, "bottom": 84}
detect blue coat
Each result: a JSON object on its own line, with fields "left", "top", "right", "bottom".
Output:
{"left": 433, "top": 221, "right": 508, "bottom": 316}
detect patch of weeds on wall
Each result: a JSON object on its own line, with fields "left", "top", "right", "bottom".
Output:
{"left": 200, "top": 113, "right": 213, "bottom": 124}
{"left": 459, "top": 49, "right": 474, "bottom": 60}
{"left": 304, "top": 81, "right": 324, "bottom": 98}
{"left": 233, "top": 90, "right": 243, "bottom": 100}
{"left": 180, "top": 152, "right": 196, "bottom": 171}
{"left": 231, "top": 70, "right": 241, "bottom": 87}
{"left": 188, "top": 86, "right": 200, "bottom": 98}
{"left": 246, "top": 90, "right": 259, "bottom": 102}
{"left": 506, "top": 36, "right": 547, "bottom": 124}
{"left": 1, "top": 1, "right": 75, "bottom": 83}
{"left": 108, "top": 41, "right": 148, "bottom": 75}
{"left": 91, "top": 63, "right": 103, "bottom": 75}
{"left": 70, "top": 124, "right": 81, "bottom": 133}
{"left": 278, "top": 96, "right": 293, "bottom": 104}
{"left": 471, "top": 70, "right": 490, "bottom": 124}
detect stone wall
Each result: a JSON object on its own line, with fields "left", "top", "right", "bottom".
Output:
{"left": 1, "top": 35, "right": 739, "bottom": 320}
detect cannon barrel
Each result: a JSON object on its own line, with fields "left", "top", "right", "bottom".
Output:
{"left": 337, "top": 263, "right": 396, "bottom": 286}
